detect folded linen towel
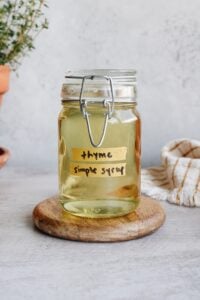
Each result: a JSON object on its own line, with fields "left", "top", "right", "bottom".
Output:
{"left": 141, "top": 139, "right": 200, "bottom": 207}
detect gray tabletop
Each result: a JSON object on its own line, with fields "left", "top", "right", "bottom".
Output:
{"left": 1, "top": 167, "right": 200, "bottom": 300}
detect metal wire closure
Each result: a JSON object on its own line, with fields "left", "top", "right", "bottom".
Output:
{"left": 65, "top": 74, "right": 115, "bottom": 147}
{"left": 79, "top": 75, "right": 114, "bottom": 147}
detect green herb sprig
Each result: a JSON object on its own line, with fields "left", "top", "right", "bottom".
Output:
{"left": 0, "top": 0, "right": 48, "bottom": 70}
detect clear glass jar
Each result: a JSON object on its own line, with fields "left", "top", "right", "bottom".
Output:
{"left": 58, "top": 70, "right": 141, "bottom": 218}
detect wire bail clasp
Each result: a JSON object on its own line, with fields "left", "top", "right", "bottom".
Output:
{"left": 79, "top": 75, "right": 114, "bottom": 148}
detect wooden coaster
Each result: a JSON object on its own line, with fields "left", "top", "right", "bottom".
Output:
{"left": 33, "top": 196, "right": 165, "bottom": 242}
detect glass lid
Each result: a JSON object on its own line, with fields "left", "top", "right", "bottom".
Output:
{"left": 61, "top": 69, "right": 137, "bottom": 102}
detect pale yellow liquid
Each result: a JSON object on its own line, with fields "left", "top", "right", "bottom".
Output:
{"left": 58, "top": 102, "right": 141, "bottom": 218}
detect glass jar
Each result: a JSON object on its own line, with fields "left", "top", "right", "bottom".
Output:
{"left": 58, "top": 70, "right": 141, "bottom": 218}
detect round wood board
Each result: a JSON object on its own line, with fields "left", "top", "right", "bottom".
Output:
{"left": 33, "top": 196, "right": 165, "bottom": 242}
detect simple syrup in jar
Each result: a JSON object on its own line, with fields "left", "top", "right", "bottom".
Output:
{"left": 58, "top": 70, "right": 141, "bottom": 218}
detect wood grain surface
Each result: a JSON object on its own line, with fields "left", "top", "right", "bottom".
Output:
{"left": 33, "top": 196, "right": 165, "bottom": 242}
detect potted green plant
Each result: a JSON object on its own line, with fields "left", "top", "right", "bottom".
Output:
{"left": 0, "top": 0, "right": 48, "bottom": 167}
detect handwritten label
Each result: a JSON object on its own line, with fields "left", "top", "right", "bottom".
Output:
{"left": 70, "top": 163, "right": 126, "bottom": 178}
{"left": 72, "top": 147, "right": 127, "bottom": 162}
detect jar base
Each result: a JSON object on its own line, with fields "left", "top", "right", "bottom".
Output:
{"left": 60, "top": 199, "right": 139, "bottom": 218}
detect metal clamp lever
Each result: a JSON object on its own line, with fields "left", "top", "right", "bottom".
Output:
{"left": 79, "top": 75, "right": 114, "bottom": 147}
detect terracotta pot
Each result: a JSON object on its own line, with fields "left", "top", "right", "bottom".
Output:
{"left": 0, "top": 65, "right": 11, "bottom": 168}
{"left": 0, "top": 65, "right": 10, "bottom": 106}
{"left": 0, "top": 147, "right": 10, "bottom": 168}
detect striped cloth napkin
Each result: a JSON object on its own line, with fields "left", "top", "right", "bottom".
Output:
{"left": 141, "top": 139, "right": 200, "bottom": 207}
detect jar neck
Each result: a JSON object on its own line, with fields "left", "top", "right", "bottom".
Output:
{"left": 61, "top": 100, "right": 137, "bottom": 108}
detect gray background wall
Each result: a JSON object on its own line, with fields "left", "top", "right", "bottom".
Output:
{"left": 1, "top": 0, "right": 200, "bottom": 171}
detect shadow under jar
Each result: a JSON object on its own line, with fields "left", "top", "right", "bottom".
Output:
{"left": 58, "top": 70, "right": 141, "bottom": 218}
